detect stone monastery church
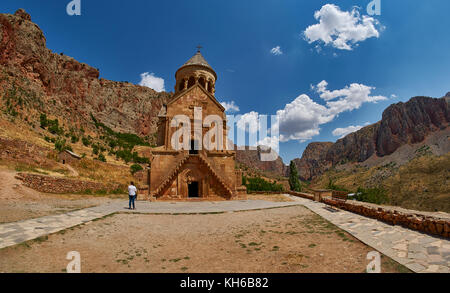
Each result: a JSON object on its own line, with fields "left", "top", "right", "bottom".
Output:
{"left": 146, "top": 50, "right": 247, "bottom": 200}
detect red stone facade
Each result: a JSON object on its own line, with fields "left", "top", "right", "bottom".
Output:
{"left": 147, "top": 51, "right": 246, "bottom": 200}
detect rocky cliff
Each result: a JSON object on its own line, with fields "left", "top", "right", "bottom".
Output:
{"left": 0, "top": 9, "right": 286, "bottom": 176}
{"left": 375, "top": 96, "right": 449, "bottom": 157}
{"left": 0, "top": 9, "right": 170, "bottom": 140}
{"left": 236, "top": 146, "right": 288, "bottom": 178}
{"left": 295, "top": 96, "right": 449, "bottom": 180}
{"left": 292, "top": 142, "right": 333, "bottom": 181}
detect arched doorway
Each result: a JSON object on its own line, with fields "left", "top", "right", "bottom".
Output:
{"left": 188, "top": 181, "right": 199, "bottom": 198}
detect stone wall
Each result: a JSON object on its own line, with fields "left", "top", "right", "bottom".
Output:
{"left": 16, "top": 173, "right": 121, "bottom": 194}
{"left": 286, "top": 191, "right": 314, "bottom": 200}
{"left": 287, "top": 191, "right": 449, "bottom": 239}
{"left": 0, "top": 138, "right": 56, "bottom": 169}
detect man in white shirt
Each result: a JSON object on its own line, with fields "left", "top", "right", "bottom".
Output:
{"left": 128, "top": 181, "right": 138, "bottom": 210}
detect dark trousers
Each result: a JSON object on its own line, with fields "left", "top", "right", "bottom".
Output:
{"left": 129, "top": 195, "right": 136, "bottom": 209}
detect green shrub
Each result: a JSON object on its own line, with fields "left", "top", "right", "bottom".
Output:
{"left": 132, "top": 152, "right": 150, "bottom": 164}
{"left": 54, "top": 138, "right": 72, "bottom": 152}
{"left": 130, "top": 164, "right": 143, "bottom": 175}
{"left": 40, "top": 114, "right": 48, "bottom": 128}
{"left": 289, "top": 161, "right": 302, "bottom": 192}
{"left": 354, "top": 187, "right": 389, "bottom": 205}
{"left": 92, "top": 144, "right": 99, "bottom": 155}
{"left": 97, "top": 154, "right": 106, "bottom": 162}
{"left": 82, "top": 136, "right": 91, "bottom": 146}
{"left": 70, "top": 135, "right": 79, "bottom": 144}
{"left": 243, "top": 176, "right": 284, "bottom": 193}
{"left": 116, "top": 149, "right": 132, "bottom": 163}
{"left": 327, "top": 179, "right": 348, "bottom": 192}
{"left": 108, "top": 140, "right": 117, "bottom": 149}
{"left": 47, "top": 119, "right": 63, "bottom": 135}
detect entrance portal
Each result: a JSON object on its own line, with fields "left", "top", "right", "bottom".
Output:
{"left": 188, "top": 181, "right": 199, "bottom": 198}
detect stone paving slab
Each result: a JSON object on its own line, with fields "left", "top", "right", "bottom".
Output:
{"left": 120, "top": 199, "right": 302, "bottom": 214}
{"left": 284, "top": 194, "right": 450, "bottom": 273}
{"left": 0, "top": 200, "right": 302, "bottom": 250}
{"left": 2, "top": 196, "right": 449, "bottom": 273}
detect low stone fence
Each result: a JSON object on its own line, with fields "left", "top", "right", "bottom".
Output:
{"left": 325, "top": 198, "right": 449, "bottom": 239}
{"left": 286, "top": 191, "right": 315, "bottom": 201}
{"left": 16, "top": 173, "right": 121, "bottom": 194}
{"left": 287, "top": 190, "right": 449, "bottom": 239}
{"left": 250, "top": 191, "right": 284, "bottom": 195}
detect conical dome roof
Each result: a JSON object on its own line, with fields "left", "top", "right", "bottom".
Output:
{"left": 182, "top": 51, "right": 212, "bottom": 69}
{"left": 176, "top": 51, "right": 217, "bottom": 79}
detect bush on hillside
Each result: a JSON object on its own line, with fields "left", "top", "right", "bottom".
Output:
{"left": 243, "top": 176, "right": 284, "bottom": 193}
{"left": 354, "top": 187, "right": 389, "bottom": 205}
{"left": 130, "top": 164, "right": 143, "bottom": 175}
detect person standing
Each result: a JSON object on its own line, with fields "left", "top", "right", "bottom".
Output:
{"left": 128, "top": 181, "right": 138, "bottom": 210}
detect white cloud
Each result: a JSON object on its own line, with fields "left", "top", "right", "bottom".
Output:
{"left": 258, "top": 136, "right": 280, "bottom": 152}
{"left": 275, "top": 94, "right": 334, "bottom": 142}
{"left": 220, "top": 100, "right": 240, "bottom": 113}
{"left": 270, "top": 46, "right": 283, "bottom": 55}
{"left": 234, "top": 81, "right": 387, "bottom": 145}
{"left": 236, "top": 111, "right": 260, "bottom": 134}
{"left": 138, "top": 72, "right": 165, "bottom": 92}
{"left": 303, "top": 4, "right": 381, "bottom": 51}
{"left": 312, "top": 80, "right": 387, "bottom": 115}
{"left": 332, "top": 122, "right": 370, "bottom": 138}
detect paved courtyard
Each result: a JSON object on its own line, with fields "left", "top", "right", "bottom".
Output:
{"left": 0, "top": 200, "right": 302, "bottom": 250}
{"left": 285, "top": 195, "right": 450, "bottom": 273}
{"left": 0, "top": 195, "right": 449, "bottom": 273}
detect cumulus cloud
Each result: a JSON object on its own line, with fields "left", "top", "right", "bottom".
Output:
{"left": 270, "top": 46, "right": 283, "bottom": 55}
{"left": 303, "top": 4, "right": 381, "bottom": 50}
{"left": 220, "top": 100, "right": 240, "bottom": 113}
{"left": 332, "top": 122, "right": 370, "bottom": 138}
{"left": 138, "top": 72, "right": 165, "bottom": 92}
{"left": 236, "top": 111, "right": 260, "bottom": 134}
{"left": 312, "top": 80, "right": 387, "bottom": 115}
{"left": 275, "top": 94, "right": 333, "bottom": 142}
{"left": 234, "top": 81, "right": 387, "bottom": 145}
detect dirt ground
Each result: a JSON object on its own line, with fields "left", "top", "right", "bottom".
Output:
{"left": 0, "top": 168, "right": 124, "bottom": 223}
{"left": 0, "top": 206, "right": 410, "bottom": 273}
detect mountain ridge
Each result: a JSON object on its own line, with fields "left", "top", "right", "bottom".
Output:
{"left": 294, "top": 95, "right": 449, "bottom": 180}
{"left": 0, "top": 9, "right": 170, "bottom": 143}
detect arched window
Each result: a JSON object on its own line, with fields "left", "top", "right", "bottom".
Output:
{"left": 187, "top": 76, "right": 195, "bottom": 89}
{"left": 208, "top": 81, "right": 214, "bottom": 93}
{"left": 178, "top": 79, "right": 185, "bottom": 92}
{"left": 198, "top": 77, "right": 206, "bottom": 89}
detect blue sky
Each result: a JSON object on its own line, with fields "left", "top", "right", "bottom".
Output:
{"left": 1, "top": 0, "right": 449, "bottom": 163}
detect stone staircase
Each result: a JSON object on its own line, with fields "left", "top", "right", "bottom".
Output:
{"left": 152, "top": 153, "right": 234, "bottom": 199}
{"left": 197, "top": 153, "right": 234, "bottom": 198}
{"left": 152, "top": 154, "right": 191, "bottom": 197}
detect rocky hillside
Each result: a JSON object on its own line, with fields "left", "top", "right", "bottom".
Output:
{"left": 294, "top": 95, "right": 449, "bottom": 180}
{"left": 292, "top": 142, "right": 333, "bottom": 181}
{"left": 236, "top": 146, "right": 288, "bottom": 178}
{"left": 0, "top": 9, "right": 170, "bottom": 142}
{"left": 0, "top": 9, "right": 285, "bottom": 177}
